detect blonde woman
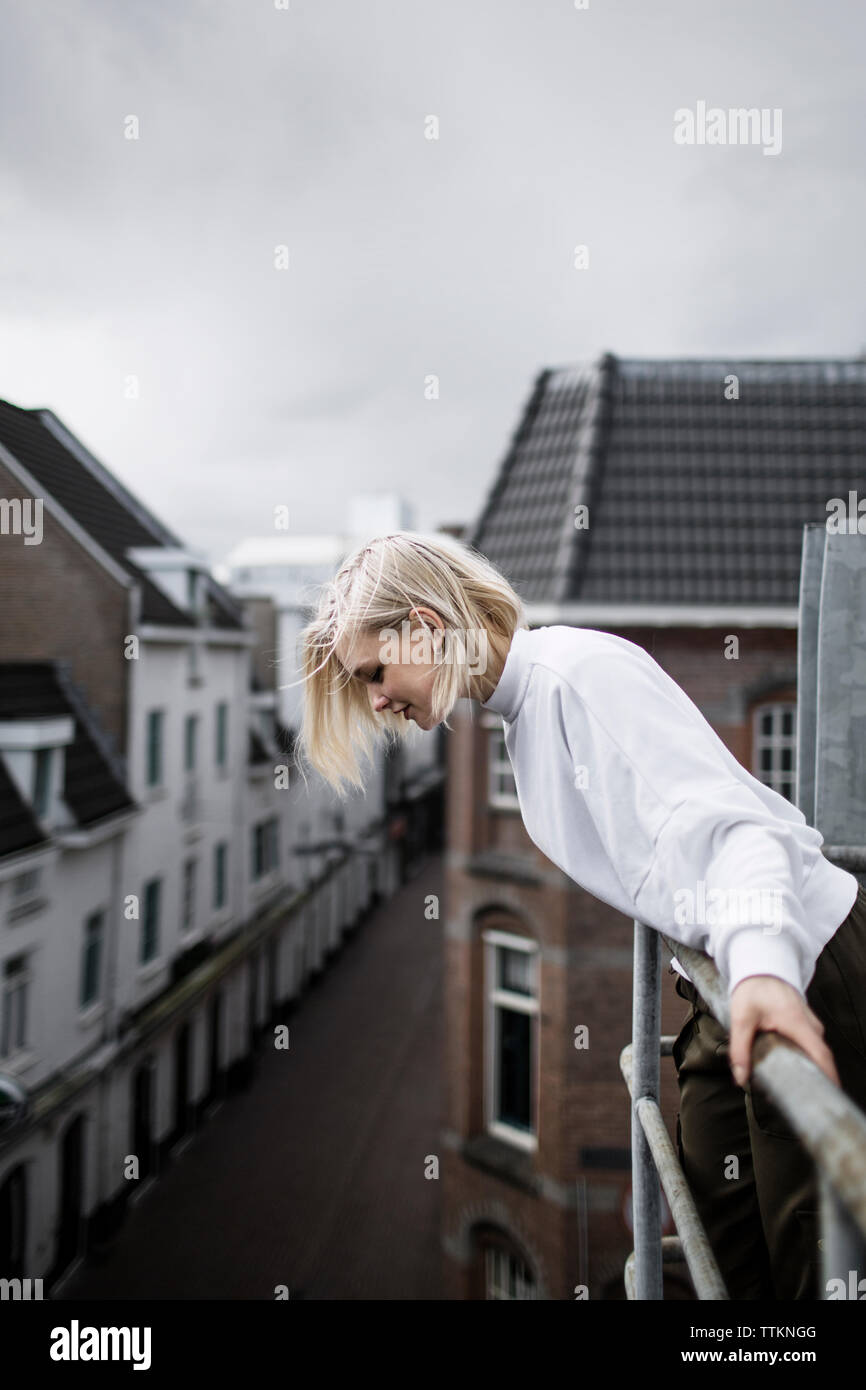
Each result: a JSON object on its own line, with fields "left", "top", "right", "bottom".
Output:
{"left": 292, "top": 529, "right": 866, "bottom": 1300}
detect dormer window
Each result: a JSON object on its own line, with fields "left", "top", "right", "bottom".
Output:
{"left": 124, "top": 545, "right": 211, "bottom": 621}
{"left": 32, "top": 747, "right": 53, "bottom": 818}
{"left": 0, "top": 715, "right": 74, "bottom": 830}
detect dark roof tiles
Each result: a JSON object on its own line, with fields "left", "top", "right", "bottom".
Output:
{"left": 468, "top": 354, "right": 866, "bottom": 605}
{"left": 0, "top": 662, "right": 135, "bottom": 857}
{"left": 0, "top": 399, "right": 245, "bottom": 630}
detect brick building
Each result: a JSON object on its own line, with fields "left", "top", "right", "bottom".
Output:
{"left": 440, "top": 352, "right": 866, "bottom": 1299}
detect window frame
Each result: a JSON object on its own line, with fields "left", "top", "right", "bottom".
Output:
{"left": 32, "top": 747, "right": 53, "bottom": 818}
{"left": 213, "top": 841, "right": 227, "bottom": 909}
{"left": 481, "top": 711, "right": 520, "bottom": 810}
{"left": 141, "top": 877, "right": 161, "bottom": 962}
{"left": 184, "top": 713, "right": 199, "bottom": 774}
{"left": 1, "top": 953, "right": 29, "bottom": 1058}
{"left": 181, "top": 858, "right": 197, "bottom": 933}
{"left": 80, "top": 908, "right": 104, "bottom": 1008}
{"left": 146, "top": 709, "right": 164, "bottom": 788}
{"left": 215, "top": 702, "right": 228, "bottom": 769}
{"left": 484, "top": 1243, "right": 538, "bottom": 1300}
{"left": 751, "top": 698, "right": 797, "bottom": 803}
{"left": 482, "top": 928, "right": 540, "bottom": 1152}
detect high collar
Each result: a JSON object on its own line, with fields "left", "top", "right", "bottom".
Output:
{"left": 480, "top": 626, "right": 533, "bottom": 723}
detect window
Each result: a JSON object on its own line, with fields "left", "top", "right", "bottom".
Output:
{"left": 482, "top": 714, "right": 519, "bottom": 809}
{"left": 213, "top": 842, "right": 227, "bottom": 909}
{"left": 141, "top": 878, "right": 161, "bottom": 963}
{"left": 753, "top": 701, "right": 796, "bottom": 803}
{"left": 32, "top": 747, "right": 52, "bottom": 817}
{"left": 485, "top": 1246, "right": 537, "bottom": 1300}
{"left": 184, "top": 714, "right": 198, "bottom": 773}
{"left": 11, "top": 869, "right": 40, "bottom": 902}
{"left": 182, "top": 859, "right": 197, "bottom": 932}
{"left": 80, "top": 910, "right": 104, "bottom": 1007}
{"left": 1, "top": 955, "right": 28, "bottom": 1058}
{"left": 146, "top": 710, "right": 164, "bottom": 787}
{"left": 215, "top": 702, "right": 228, "bottom": 768}
{"left": 483, "top": 930, "right": 539, "bottom": 1149}
{"left": 252, "top": 818, "right": 279, "bottom": 880}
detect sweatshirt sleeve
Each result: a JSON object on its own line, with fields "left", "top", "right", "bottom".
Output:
{"left": 553, "top": 651, "right": 817, "bottom": 998}
{"left": 644, "top": 787, "right": 812, "bottom": 998}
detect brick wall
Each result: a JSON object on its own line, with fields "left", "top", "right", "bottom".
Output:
{"left": 0, "top": 461, "right": 131, "bottom": 757}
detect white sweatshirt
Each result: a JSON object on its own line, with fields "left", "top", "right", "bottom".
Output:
{"left": 480, "top": 625, "right": 859, "bottom": 998}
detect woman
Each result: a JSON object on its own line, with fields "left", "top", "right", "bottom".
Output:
{"left": 292, "top": 529, "right": 866, "bottom": 1300}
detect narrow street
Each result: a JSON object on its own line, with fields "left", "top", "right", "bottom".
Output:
{"left": 56, "top": 852, "right": 445, "bottom": 1300}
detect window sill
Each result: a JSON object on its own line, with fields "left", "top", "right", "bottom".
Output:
{"left": 77, "top": 1001, "right": 106, "bottom": 1029}
{"left": 5, "top": 896, "right": 49, "bottom": 924}
{"left": 136, "top": 957, "right": 164, "bottom": 982}
{"left": 465, "top": 850, "right": 542, "bottom": 886}
{"left": 461, "top": 1132, "right": 540, "bottom": 1195}
{"left": 251, "top": 871, "right": 280, "bottom": 896}
{"left": 0, "top": 1048, "right": 39, "bottom": 1076}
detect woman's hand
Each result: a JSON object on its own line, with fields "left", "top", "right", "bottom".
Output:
{"left": 728, "top": 974, "right": 840, "bottom": 1089}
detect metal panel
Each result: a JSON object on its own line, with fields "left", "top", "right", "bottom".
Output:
{"left": 796, "top": 522, "right": 826, "bottom": 826}
{"left": 815, "top": 531, "right": 866, "bottom": 845}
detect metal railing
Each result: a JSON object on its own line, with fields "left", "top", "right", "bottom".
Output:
{"left": 621, "top": 892, "right": 866, "bottom": 1300}
{"left": 621, "top": 524, "right": 866, "bottom": 1299}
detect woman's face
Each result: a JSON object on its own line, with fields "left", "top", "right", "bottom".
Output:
{"left": 338, "top": 608, "right": 448, "bottom": 730}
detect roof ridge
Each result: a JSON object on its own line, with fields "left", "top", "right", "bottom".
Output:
{"left": 553, "top": 351, "right": 617, "bottom": 602}
{"left": 1, "top": 403, "right": 245, "bottom": 629}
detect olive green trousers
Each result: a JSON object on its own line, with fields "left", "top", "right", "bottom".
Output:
{"left": 672, "top": 879, "right": 866, "bottom": 1300}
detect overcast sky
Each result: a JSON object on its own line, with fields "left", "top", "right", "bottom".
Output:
{"left": 1, "top": 0, "right": 863, "bottom": 566}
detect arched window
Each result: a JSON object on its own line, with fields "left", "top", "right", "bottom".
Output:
{"left": 473, "top": 1225, "right": 538, "bottom": 1299}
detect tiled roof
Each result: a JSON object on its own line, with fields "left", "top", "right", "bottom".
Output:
{"left": 0, "top": 753, "right": 47, "bottom": 858}
{"left": 0, "top": 662, "right": 136, "bottom": 858}
{"left": 467, "top": 353, "right": 866, "bottom": 605}
{"left": 0, "top": 399, "right": 245, "bottom": 629}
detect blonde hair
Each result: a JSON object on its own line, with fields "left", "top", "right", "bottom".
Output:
{"left": 290, "top": 530, "right": 527, "bottom": 799}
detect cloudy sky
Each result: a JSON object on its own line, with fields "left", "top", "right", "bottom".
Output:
{"left": 1, "top": 0, "right": 863, "bottom": 566}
